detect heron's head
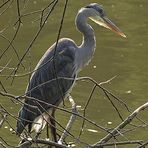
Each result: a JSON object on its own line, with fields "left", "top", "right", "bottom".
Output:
{"left": 85, "top": 3, "right": 126, "bottom": 38}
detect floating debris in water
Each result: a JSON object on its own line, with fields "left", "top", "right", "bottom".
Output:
{"left": 4, "top": 126, "right": 8, "bottom": 129}
{"left": 125, "top": 90, "right": 131, "bottom": 94}
{"left": 87, "top": 129, "right": 98, "bottom": 133}
{"left": 107, "top": 121, "right": 112, "bottom": 125}
{"left": 93, "top": 65, "right": 97, "bottom": 69}
{"left": 9, "top": 128, "right": 13, "bottom": 132}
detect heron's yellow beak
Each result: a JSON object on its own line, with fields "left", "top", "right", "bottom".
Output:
{"left": 89, "top": 15, "right": 126, "bottom": 38}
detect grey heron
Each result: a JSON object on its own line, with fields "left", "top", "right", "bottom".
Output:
{"left": 16, "top": 3, "right": 126, "bottom": 142}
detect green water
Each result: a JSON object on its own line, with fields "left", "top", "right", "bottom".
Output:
{"left": 0, "top": 0, "right": 148, "bottom": 147}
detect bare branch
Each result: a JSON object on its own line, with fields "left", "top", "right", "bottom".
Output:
{"left": 91, "top": 102, "right": 148, "bottom": 147}
{"left": 17, "top": 138, "right": 69, "bottom": 148}
{"left": 58, "top": 95, "right": 78, "bottom": 144}
{"left": 0, "top": 0, "right": 11, "bottom": 9}
{"left": 0, "top": 90, "right": 108, "bottom": 133}
{"left": 11, "top": 0, "right": 59, "bottom": 78}
{"left": 0, "top": 1, "right": 147, "bottom": 147}
{"left": 137, "top": 141, "right": 148, "bottom": 148}
{"left": 0, "top": 113, "right": 8, "bottom": 128}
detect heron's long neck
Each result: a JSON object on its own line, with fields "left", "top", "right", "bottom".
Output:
{"left": 75, "top": 9, "right": 96, "bottom": 70}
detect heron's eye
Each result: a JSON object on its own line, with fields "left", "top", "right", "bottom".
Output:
{"left": 99, "top": 9, "right": 103, "bottom": 14}
{"left": 97, "top": 8, "right": 105, "bottom": 17}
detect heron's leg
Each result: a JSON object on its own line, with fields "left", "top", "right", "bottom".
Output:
{"left": 46, "top": 123, "right": 50, "bottom": 139}
{"left": 46, "top": 117, "right": 52, "bottom": 148}
{"left": 35, "top": 132, "right": 41, "bottom": 139}
{"left": 48, "top": 108, "right": 57, "bottom": 142}
{"left": 46, "top": 119, "right": 60, "bottom": 141}
{"left": 58, "top": 95, "right": 78, "bottom": 144}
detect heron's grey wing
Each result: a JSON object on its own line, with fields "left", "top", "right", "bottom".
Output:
{"left": 16, "top": 39, "right": 77, "bottom": 133}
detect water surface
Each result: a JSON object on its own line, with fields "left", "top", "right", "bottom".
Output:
{"left": 0, "top": 0, "right": 148, "bottom": 147}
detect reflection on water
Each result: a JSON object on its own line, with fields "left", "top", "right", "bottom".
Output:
{"left": 0, "top": 0, "right": 148, "bottom": 147}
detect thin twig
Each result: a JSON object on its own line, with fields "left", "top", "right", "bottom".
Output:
{"left": 10, "top": 0, "right": 58, "bottom": 79}
{"left": 58, "top": 95, "right": 78, "bottom": 144}
{"left": 0, "top": 0, "right": 13, "bottom": 16}
{"left": 0, "top": 91, "right": 109, "bottom": 133}
{"left": 16, "top": 138, "right": 69, "bottom": 148}
{"left": 0, "top": 0, "right": 20, "bottom": 60}
{"left": 0, "top": 34, "right": 23, "bottom": 67}
{"left": 0, "top": 60, "right": 11, "bottom": 74}
{"left": 52, "top": 0, "right": 69, "bottom": 106}
{"left": 137, "top": 141, "right": 148, "bottom": 148}
{"left": 91, "top": 102, "right": 148, "bottom": 147}
{"left": 0, "top": 0, "right": 11, "bottom": 9}
{"left": 78, "top": 84, "right": 97, "bottom": 138}
{"left": 0, "top": 113, "right": 8, "bottom": 128}
{"left": 91, "top": 140, "right": 143, "bottom": 147}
